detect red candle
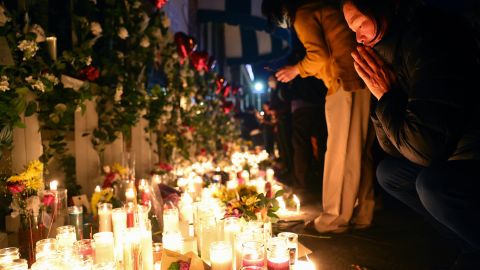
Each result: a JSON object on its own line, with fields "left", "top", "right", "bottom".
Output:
{"left": 267, "top": 258, "right": 289, "bottom": 270}
{"left": 242, "top": 254, "right": 265, "bottom": 268}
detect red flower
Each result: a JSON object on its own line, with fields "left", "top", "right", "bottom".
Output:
{"left": 102, "top": 172, "right": 117, "bottom": 189}
{"left": 155, "top": 0, "right": 169, "bottom": 9}
{"left": 79, "top": 66, "right": 100, "bottom": 81}
{"left": 178, "top": 260, "right": 190, "bottom": 270}
{"left": 157, "top": 162, "right": 173, "bottom": 172}
{"left": 7, "top": 183, "right": 25, "bottom": 194}
{"left": 42, "top": 193, "right": 55, "bottom": 206}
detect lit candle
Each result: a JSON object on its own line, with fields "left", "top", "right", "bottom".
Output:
{"left": 293, "top": 195, "right": 300, "bottom": 215}
{"left": 112, "top": 208, "right": 127, "bottom": 262}
{"left": 241, "top": 241, "right": 264, "bottom": 268}
{"left": 35, "top": 239, "right": 56, "bottom": 260}
{"left": 123, "top": 228, "right": 142, "bottom": 270}
{"left": 93, "top": 232, "right": 115, "bottom": 264}
{"left": 68, "top": 205, "right": 83, "bottom": 240}
{"left": 125, "top": 188, "right": 136, "bottom": 203}
{"left": 266, "top": 237, "right": 289, "bottom": 270}
{"left": 125, "top": 202, "right": 135, "bottom": 228}
{"left": 276, "top": 197, "right": 287, "bottom": 216}
{"left": 210, "top": 241, "right": 233, "bottom": 270}
{"left": 277, "top": 232, "right": 298, "bottom": 266}
{"left": 180, "top": 193, "right": 194, "bottom": 224}
{"left": 152, "top": 174, "right": 161, "bottom": 184}
{"left": 98, "top": 203, "right": 113, "bottom": 232}
{"left": 163, "top": 208, "right": 180, "bottom": 233}
{"left": 226, "top": 180, "right": 238, "bottom": 191}
{"left": 95, "top": 185, "right": 101, "bottom": 193}
{"left": 141, "top": 223, "right": 154, "bottom": 270}
{"left": 223, "top": 217, "right": 241, "bottom": 245}
{"left": 46, "top": 36, "right": 57, "bottom": 61}
{"left": 255, "top": 178, "right": 266, "bottom": 194}
{"left": 49, "top": 180, "right": 58, "bottom": 191}
{"left": 56, "top": 225, "right": 77, "bottom": 250}
{"left": 266, "top": 168, "right": 274, "bottom": 182}
{"left": 162, "top": 231, "right": 183, "bottom": 253}
{"left": 297, "top": 258, "right": 315, "bottom": 270}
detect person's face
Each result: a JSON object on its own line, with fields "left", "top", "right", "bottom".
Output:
{"left": 343, "top": 2, "right": 379, "bottom": 47}
{"left": 268, "top": 77, "right": 277, "bottom": 89}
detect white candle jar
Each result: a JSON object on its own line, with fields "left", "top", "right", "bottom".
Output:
{"left": 266, "top": 237, "right": 289, "bottom": 270}
{"left": 277, "top": 232, "right": 298, "bottom": 265}
{"left": 93, "top": 232, "right": 115, "bottom": 264}
{"left": 210, "top": 241, "right": 232, "bottom": 270}
{"left": 56, "top": 225, "right": 77, "bottom": 251}
{"left": 97, "top": 203, "right": 113, "bottom": 232}
{"left": 35, "top": 238, "right": 57, "bottom": 260}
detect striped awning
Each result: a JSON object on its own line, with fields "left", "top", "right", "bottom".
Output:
{"left": 197, "top": 0, "right": 291, "bottom": 65}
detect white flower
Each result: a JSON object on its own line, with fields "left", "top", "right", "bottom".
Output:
{"left": 0, "top": 76, "right": 9, "bottom": 92}
{"left": 17, "top": 40, "right": 39, "bottom": 60}
{"left": 118, "top": 27, "right": 129, "bottom": 40}
{"left": 140, "top": 36, "right": 150, "bottom": 48}
{"left": 85, "top": 56, "right": 92, "bottom": 66}
{"left": 114, "top": 84, "right": 123, "bottom": 102}
{"left": 29, "top": 24, "right": 46, "bottom": 43}
{"left": 0, "top": 5, "right": 11, "bottom": 27}
{"left": 43, "top": 73, "right": 59, "bottom": 85}
{"left": 162, "top": 16, "right": 171, "bottom": 28}
{"left": 25, "top": 76, "right": 46, "bottom": 92}
{"left": 90, "top": 21, "right": 102, "bottom": 36}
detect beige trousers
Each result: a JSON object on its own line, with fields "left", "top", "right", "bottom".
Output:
{"left": 314, "top": 88, "right": 375, "bottom": 232}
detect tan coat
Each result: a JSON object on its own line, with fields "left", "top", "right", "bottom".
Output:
{"left": 293, "top": 2, "right": 363, "bottom": 95}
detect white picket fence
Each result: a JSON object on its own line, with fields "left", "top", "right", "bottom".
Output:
{"left": 11, "top": 100, "right": 158, "bottom": 195}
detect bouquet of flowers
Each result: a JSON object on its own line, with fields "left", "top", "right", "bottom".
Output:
{"left": 214, "top": 184, "right": 283, "bottom": 222}
{"left": 101, "top": 163, "right": 128, "bottom": 188}
{"left": 5, "top": 160, "right": 44, "bottom": 227}
{"left": 90, "top": 187, "right": 121, "bottom": 215}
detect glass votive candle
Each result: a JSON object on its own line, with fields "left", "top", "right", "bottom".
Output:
{"left": 93, "top": 232, "right": 115, "bottom": 264}
{"left": 266, "top": 238, "right": 289, "bottom": 270}
{"left": 35, "top": 238, "right": 57, "bottom": 260}
{"left": 0, "top": 258, "right": 28, "bottom": 270}
{"left": 68, "top": 205, "right": 84, "bottom": 240}
{"left": 123, "top": 228, "right": 142, "bottom": 270}
{"left": 210, "top": 241, "right": 233, "bottom": 270}
{"left": 163, "top": 208, "right": 180, "bottom": 233}
{"left": 162, "top": 231, "right": 184, "bottom": 253}
{"left": 71, "top": 255, "right": 93, "bottom": 270}
{"left": 277, "top": 232, "right": 298, "bottom": 265}
{"left": 241, "top": 241, "right": 265, "bottom": 268}
{"left": 30, "top": 253, "right": 63, "bottom": 270}
{"left": 73, "top": 239, "right": 95, "bottom": 259}
{"left": 56, "top": 225, "right": 77, "bottom": 250}
{"left": 223, "top": 217, "right": 241, "bottom": 244}
{"left": 97, "top": 203, "right": 113, "bottom": 232}
{"left": 0, "top": 247, "right": 20, "bottom": 265}
{"left": 153, "top": 243, "right": 163, "bottom": 263}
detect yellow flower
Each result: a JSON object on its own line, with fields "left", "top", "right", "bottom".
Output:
{"left": 112, "top": 163, "right": 127, "bottom": 176}
{"left": 25, "top": 176, "right": 44, "bottom": 191}
{"left": 7, "top": 174, "right": 24, "bottom": 183}
{"left": 243, "top": 195, "right": 259, "bottom": 207}
{"left": 7, "top": 160, "right": 44, "bottom": 192}
{"left": 28, "top": 160, "right": 44, "bottom": 174}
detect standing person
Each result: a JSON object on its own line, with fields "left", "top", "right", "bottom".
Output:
{"left": 342, "top": 0, "right": 480, "bottom": 256}
{"left": 262, "top": 0, "right": 376, "bottom": 233}
{"left": 268, "top": 75, "right": 294, "bottom": 178}
{"left": 257, "top": 102, "right": 276, "bottom": 156}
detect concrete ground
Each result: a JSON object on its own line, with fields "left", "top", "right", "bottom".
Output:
{"left": 272, "top": 189, "right": 466, "bottom": 270}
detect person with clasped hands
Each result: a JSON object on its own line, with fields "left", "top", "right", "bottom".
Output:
{"left": 342, "top": 0, "right": 480, "bottom": 262}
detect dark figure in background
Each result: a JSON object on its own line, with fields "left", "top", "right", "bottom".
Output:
{"left": 268, "top": 75, "right": 294, "bottom": 178}
{"left": 257, "top": 102, "right": 276, "bottom": 156}
{"left": 237, "top": 107, "right": 262, "bottom": 146}
{"left": 343, "top": 0, "right": 480, "bottom": 264}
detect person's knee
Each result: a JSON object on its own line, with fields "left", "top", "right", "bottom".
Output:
{"left": 416, "top": 165, "right": 448, "bottom": 209}
{"left": 376, "top": 157, "right": 400, "bottom": 192}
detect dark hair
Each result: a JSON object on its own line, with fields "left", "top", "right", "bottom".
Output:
{"left": 341, "top": 0, "right": 399, "bottom": 39}
{"left": 261, "top": 0, "right": 310, "bottom": 29}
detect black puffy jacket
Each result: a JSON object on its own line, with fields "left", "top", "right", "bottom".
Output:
{"left": 371, "top": 6, "right": 480, "bottom": 166}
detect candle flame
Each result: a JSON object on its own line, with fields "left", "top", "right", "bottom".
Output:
{"left": 95, "top": 185, "right": 101, "bottom": 193}
{"left": 49, "top": 180, "right": 58, "bottom": 191}
{"left": 277, "top": 197, "right": 286, "bottom": 210}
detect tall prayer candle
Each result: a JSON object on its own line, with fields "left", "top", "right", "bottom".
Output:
{"left": 49, "top": 180, "right": 58, "bottom": 191}
{"left": 123, "top": 228, "right": 142, "bottom": 270}
{"left": 93, "top": 232, "right": 115, "bottom": 264}
{"left": 162, "top": 231, "right": 183, "bottom": 253}
{"left": 112, "top": 208, "right": 127, "bottom": 263}
{"left": 125, "top": 202, "right": 135, "bottom": 228}
{"left": 266, "top": 168, "right": 274, "bottom": 182}
{"left": 141, "top": 224, "right": 154, "bottom": 270}
{"left": 98, "top": 203, "right": 113, "bottom": 232}
{"left": 46, "top": 36, "right": 57, "bottom": 61}
{"left": 293, "top": 195, "right": 300, "bottom": 215}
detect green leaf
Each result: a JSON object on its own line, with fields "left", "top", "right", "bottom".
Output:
{"left": 274, "top": 190, "right": 285, "bottom": 198}
{"left": 167, "top": 262, "right": 180, "bottom": 270}
{"left": 24, "top": 101, "right": 37, "bottom": 117}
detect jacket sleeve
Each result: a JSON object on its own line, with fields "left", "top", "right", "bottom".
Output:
{"left": 293, "top": 8, "right": 330, "bottom": 79}
{"left": 374, "top": 32, "right": 470, "bottom": 166}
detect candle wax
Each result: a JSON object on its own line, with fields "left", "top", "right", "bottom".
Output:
{"left": 267, "top": 258, "right": 289, "bottom": 270}
{"left": 242, "top": 254, "right": 264, "bottom": 267}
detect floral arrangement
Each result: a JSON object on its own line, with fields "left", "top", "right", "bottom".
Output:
{"left": 214, "top": 184, "right": 283, "bottom": 222}
{"left": 3, "top": 160, "right": 44, "bottom": 227}
{"left": 168, "top": 260, "right": 191, "bottom": 270}
{"left": 101, "top": 163, "right": 128, "bottom": 188}
{"left": 90, "top": 187, "right": 122, "bottom": 216}
{"left": 152, "top": 162, "right": 174, "bottom": 176}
